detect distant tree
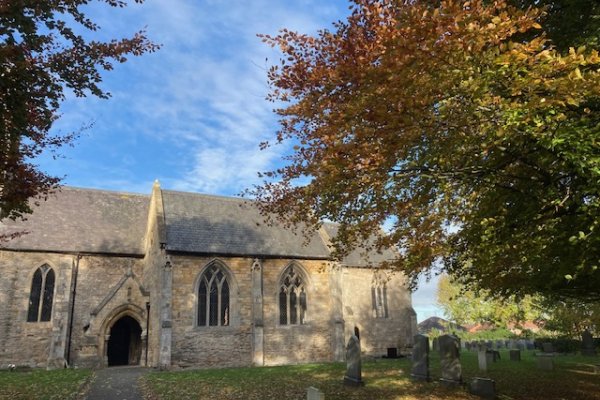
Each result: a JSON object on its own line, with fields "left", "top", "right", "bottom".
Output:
{"left": 0, "top": 1, "right": 159, "bottom": 224}
{"left": 253, "top": 0, "right": 600, "bottom": 300}
{"left": 436, "top": 274, "right": 542, "bottom": 327}
{"left": 542, "top": 298, "right": 600, "bottom": 337}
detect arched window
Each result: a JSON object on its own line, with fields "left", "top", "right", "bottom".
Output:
{"left": 279, "top": 264, "right": 307, "bottom": 325}
{"left": 197, "top": 263, "right": 230, "bottom": 326}
{"left": 27, "top": 264, "right": 55, "bottom": 322}
{"left": 372, "top": 271, "right": 388, "bottom": 318}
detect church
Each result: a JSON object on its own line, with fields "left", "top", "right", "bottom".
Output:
{"left": 0, "top": 182, "right": 417, "bottom": 369}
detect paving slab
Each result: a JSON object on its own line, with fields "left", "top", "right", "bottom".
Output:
{"left": 85, "top": 366, "right": 149, "bottom": 400}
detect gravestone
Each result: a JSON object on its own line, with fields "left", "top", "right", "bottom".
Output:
{"left": 542, "top": 342, "right": 555, "bottom": 353}
{"left": 526, "top": 340, "right": 535, "bottom": 350}
{"left": 488, "top": 349, "right": 501, "bottom": 362}
{"left": 509, "top": 339, "right": 516, "bottom": 349}
{"left": 509, "top": 349, "right": 521, "bottom": 361}
{"left": 496, "top": 340, "right": 504, "bottom": 349}
{"left": 537, "top": 354, "right": 554, "bottom": 370}
{"left": 386, "top": 347, "right": 398, "bottom": 358}
{"left": 469, "top": 377, "right": 496, "bottom": 399}
{"left": 343, "top": 335, "right": 364, "bottom": 386}
{"left": 411, "top": 334, "right": 430, "bottom": 381}
{"left": 517, "top": 339, "right": 526, "bottom": 351}
{"left": 582, "top": 330, "right": 597, "bottom": 356}
{"left": 439, "top": 334, "right": 462, "bottom": 386}
{"left": 478, "top": 350, "right": 492, "bottom": 371}
{"left": 307, "top": 387, "right": 325, "bottom": 400}
{"left": 486, "top": 340, "right": 493, "bottom": 350}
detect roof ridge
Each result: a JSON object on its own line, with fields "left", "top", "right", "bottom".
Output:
{"left": 54, "top": 185, "right": 150, "bottom": 198}
{"left": 161, "top": 189, "right": 255, "bottom": 203}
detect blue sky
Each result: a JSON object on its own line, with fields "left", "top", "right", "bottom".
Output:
{"left": 40, "top": 0, "right": 444, "bottom": 322}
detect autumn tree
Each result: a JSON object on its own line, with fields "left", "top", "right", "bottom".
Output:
{"left": 0, "top": 1, "right": 158, "bottom": 223}
{"left": 253, "top": 0, "right": 600, "bottom": 300}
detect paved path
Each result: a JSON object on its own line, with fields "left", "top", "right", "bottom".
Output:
{"left": 84, "top": 366, "right": 149, "bottom": 400}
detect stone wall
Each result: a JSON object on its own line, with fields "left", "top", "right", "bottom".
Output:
{"left": 340, "top": 267, "right": 416, "bottom": 356}
{"left": 0, "top": 251, "right": 73, "bottom": 368}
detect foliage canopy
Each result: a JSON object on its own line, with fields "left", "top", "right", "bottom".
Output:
{"left": 253, "top": 0, "right": 600, "bottom": 300}
{"left": 0, "top": 0, "right": 158, "bottom": 223}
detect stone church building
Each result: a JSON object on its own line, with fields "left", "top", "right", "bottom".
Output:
{"left": 0, "top": 182, "right": 417, "bottom": 369}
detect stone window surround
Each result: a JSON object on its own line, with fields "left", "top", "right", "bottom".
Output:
{"left": 277, "top": 261, "right": 311, "bottom": 327}
{"left": 193, "top": 259, "right": 239, "bottom": 328}
{"left": 26, "top": 263, "right": 56, "bottom": 323}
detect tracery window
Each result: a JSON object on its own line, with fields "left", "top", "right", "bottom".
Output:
{"left": 197, "top": 263, "right": 230, "bottom": 326}
{"left": 27, "top": 264, "right": 55, "bottom": 322}
{"left": 279, "top": 264, "right": 307, "bottom": 325}
{"left": 372, "top": 272, "right": 389, "bottom": 319}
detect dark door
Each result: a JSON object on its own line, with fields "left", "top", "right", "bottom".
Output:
{"left": 107, "top": 316, "right": 142, "bottom": 366}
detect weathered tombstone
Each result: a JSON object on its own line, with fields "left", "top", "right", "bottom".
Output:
{"left": 517, "top": 339, "right": 526, "bottom": 351}
{"left": 469, "top": 378, "right": 496, "bottom": 399}
{"left": 343, "top": 334, "right": 364, "bottom": 386}
{"left": 488, "top": 349, "right": 501, "bottom": 362}
{"left": 496, "top": 340, "right": 504, "bottom": 349}
{"left": 582, "top": 330, "right": 597, "bottom": 356}
{"left": 542, "top": 342, "right": 555, "bottom": 353}
{"left": 307, "top": 387, "right": 325, "bottom": 400}
{"left": 486, "top": 340, "right": 493, "bottom": 350}
{"left": 526, "top": 340, "right": 535, "bottom": 350}
{"left": 478, "top": 350, "right": 492, "bottom": 371}
{"left": 411, "top": 334, "right": 430, "bottom": 381}
{"left": 509, "top": 339, "right": 516, "bottom": 350}
{"left": 439, "top": 334, "right": 462, "bottom": 386}
{"left": 537, "top": 354, "right": 554, "bottom": 370}
{"left": 504, "top": 340, "right": 510, "bottom": 348}
{"left": 509, "top": 349, "right": 521, "bottom": 361}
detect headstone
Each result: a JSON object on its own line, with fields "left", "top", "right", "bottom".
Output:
{"left": 526, "top": 340, "right": 535, "bottom": 350}
{"left": 509, "top": 339, "right": 516, "bottom": 349}
{"left": 542, "top": 342, "right": 555, "bottom": 353}
{"left": 504, "top": 340, "right": 510, "bottom": 348}
{"left": 509, "top": 349, "right": 521, "bottom": 361}
{"left": 343, "top": 335, "right": 364, "bottom": 386}
{"left": 411, "top": 334, "right": 430, "bottom": 381}
{"left": 486, "top": 340, "right": 493, "bottom": 350}
{"left": 488, "top": 350, "right": 501, "bottom": 362}
{"left": 469, "top": 378, "right": 496, "bottom": 399}
{"left": 517, "top": 339, "right": 526, "bottom": 351}
{"left": 439, "top": 334, "right": 462, "bottom": 386}
{"left": 307, "top": 387, "right": 325, "bottom": 400}
{"left": 478, "top": 350, "right": 492, "bottom": 371}
{"left": 537, "top": 354, "right": 554, "bottom": 370}
{"left": 496, "top": 340, "right": 504, "bottom": 349}
{"left": 582, "top": 330, "right": 597, "bottom": 356}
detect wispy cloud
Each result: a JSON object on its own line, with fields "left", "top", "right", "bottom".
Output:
{"left": 43, "top": 0, "right": 347, "bottom": 195}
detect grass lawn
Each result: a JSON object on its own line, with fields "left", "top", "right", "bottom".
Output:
{"left": 0, "top": 368, "right": 92, "bottom": 400}
{"left": 142, "top": 350, "right": 600, "bottom": 400}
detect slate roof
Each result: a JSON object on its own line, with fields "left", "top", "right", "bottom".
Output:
{"left": 321, "top": 222, "right": 397, "bottom": 267}
{"left": 0, "top": 187, "right": 150, "bottom": 255}
{"left": 161, "top": 190, "right": 331, "bottom": 259}
{"left": 0, "top": 186, "right": 399, "bottom": 264}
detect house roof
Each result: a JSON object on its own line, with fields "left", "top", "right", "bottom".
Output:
{"left": 0, "top": 187, "right": 150, "bottom": 255}
{"left": 161, "top": 190, "right": 331, "bottom": 259}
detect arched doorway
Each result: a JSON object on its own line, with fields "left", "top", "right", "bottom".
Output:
{"left": 107, "top": 315, "right": 142, "bottom": 366}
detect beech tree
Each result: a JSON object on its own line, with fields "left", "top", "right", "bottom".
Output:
{"left": 253, "top": 0, "right": 600, "bottom": 300}
{"left": 0, "top": 1, "right": 158, "bottom": 223}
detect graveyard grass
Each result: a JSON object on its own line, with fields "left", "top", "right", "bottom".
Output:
{"left": 0, "top": 368, "right": 91, "bottom": 400}
{"left": 142, "top": 351, "right": 600, "bottom": 400}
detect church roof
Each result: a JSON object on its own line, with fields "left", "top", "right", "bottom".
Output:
{"left": 0, "top": 185, "right": 398, "bottom": 265}
{"left": 321, "top": 223, "right": 397, "bottom": 267}
{"left": 162, "top": 190, "right": 330, "bottom": 259}
{"left": 0, "top": 187, "right": 150, "bottom": 255}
